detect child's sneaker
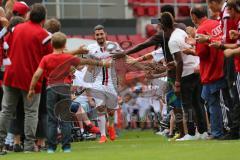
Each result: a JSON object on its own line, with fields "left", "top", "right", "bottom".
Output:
{"left": 63, "top": 147, "right": 71, "bottom": 153}
{"left": 47, "top": 148, "right": 55, "bottom": 154}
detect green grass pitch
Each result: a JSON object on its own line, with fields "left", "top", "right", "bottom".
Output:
{"left": 1, "top": 130, "right": 240, "bottom": 160}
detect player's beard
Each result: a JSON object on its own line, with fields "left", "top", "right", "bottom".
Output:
{"left": 97, "top": 38, "right": 105, "bottom": 46}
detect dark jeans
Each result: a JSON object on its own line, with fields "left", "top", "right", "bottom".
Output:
{"left": 202, "top": 78, "right": 226, "bottom": 137}
{"left": 181, "top": 73, "right": 207, "bottom": 135}
{"left": 46, "top": 85, "right": 72, "bottom": 150}
{"left": 228, "top": 72, "right": 240, "bottom": 136}
{"left": 36, "top": 79, "right": 47, "bottom": 139}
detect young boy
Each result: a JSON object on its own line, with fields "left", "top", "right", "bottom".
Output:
{"left": 27, "top": 32, "right": 110, "bottom": 153}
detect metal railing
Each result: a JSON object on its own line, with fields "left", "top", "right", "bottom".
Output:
{"left": 42, "top": 0, "right": 207, "bottom": 19}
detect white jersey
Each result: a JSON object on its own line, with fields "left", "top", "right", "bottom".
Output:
{"left": 86, "top": 41, "right": 122, "bottom": 95}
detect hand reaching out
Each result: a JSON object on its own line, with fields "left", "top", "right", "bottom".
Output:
{"left": 0, "top": 17, "right": 9, "bottom": 27}
{"left": 229, "top": 30, "right": 239, "bottom": 40}
{"left": 209, "top": 41, "right": 221, "bottom": 48}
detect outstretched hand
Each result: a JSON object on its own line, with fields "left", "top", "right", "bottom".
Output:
{"left": 112, "top": 52, "right": 126, "bottom": 59}
{"left": 185, "top": 36, "right": 196, "bottom": 46}
{"left": 0, "top": 17, "right": 9, "bottom": 27}
{"left": 224, "top": 49, "right": 234, "bottom": 58}
{"left": 229, "top": 30, "right": 239, "bottom": 40}
{"left": 195, "top": 34, "right": 210, "bottom": 43}
{"left": 76, "top": 45, "right": 89, "bottom": 55}
{"left": 209, "top": 41, "right": 221, "bottom": 48}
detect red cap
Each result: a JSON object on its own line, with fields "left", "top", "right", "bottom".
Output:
{"left": 13, "top": 1, "right": 30, "bottom": 16}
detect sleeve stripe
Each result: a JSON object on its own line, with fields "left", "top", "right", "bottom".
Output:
{"left": 42, "top": 34, "right": 52, "bottom": 45}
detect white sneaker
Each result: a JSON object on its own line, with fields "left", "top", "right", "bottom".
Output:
{"left": 199, "top": 132, "right": 208, "bottom": 140}
{"left": 155, "top": 129, "right": 169, "bottom": 136}
{"left": 195, "top": 132, "right": 201, "bottom": 140}
{"left": 155, "top": 131, "right": 165, "bottom": 136}
{"left": 176, "top": 134, "right": 198, "bottom": 141}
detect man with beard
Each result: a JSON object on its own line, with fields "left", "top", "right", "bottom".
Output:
{"left": 85, "top": 25, "right": 122, "bottom": 143}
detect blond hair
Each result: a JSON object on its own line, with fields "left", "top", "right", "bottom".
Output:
{"left": 51, "top": 32, "right": 67, "bottom": 49}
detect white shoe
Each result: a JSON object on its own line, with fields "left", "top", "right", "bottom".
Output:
{"left": 155, "top": 129, "right": 169, "bottom": 136}
{"left": 155, "top": 131, "right": 165, "bottom": 136}
{"left": 176, "top": 134, "right": 198, "bottom": 141}
{"left": 199, "top": 132, "right": 208, "bottom": 140}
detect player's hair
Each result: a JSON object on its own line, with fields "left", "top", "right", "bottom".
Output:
{"left": 160, "top": 12, "right": 174, "bottom": 29}
{"left": 94, "top": 24, "right": 104, "bottom": 31}
{"left": 191, "top": 6, "right": 208, "bottom": 19}
{"left": 51, "top": 32, "right": 67, "bottom": 49}
{"left": 44, "top": 18, "right": 61, "bottom": 34}
{"left": 161, "top": 5, "right": 175, "bottom": 18}
{"left": 30, "top": 3, "right": 46, "bottom": 23}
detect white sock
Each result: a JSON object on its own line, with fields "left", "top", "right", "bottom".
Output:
{"left": 80, "top": 128, "right": 84, "bottom": 133}
{"left": 98, "top": 115, "right": 106, "bottom": 136}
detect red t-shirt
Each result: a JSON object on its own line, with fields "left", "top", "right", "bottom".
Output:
{"left": 196, "top": 18, "right": 225, "bottom": 84}
{"left": 234, "top": 20, "right": 240, "bottom": 73}
{"left": 220, "top": 2, "right": 238, "bottom": 44}
{"left": 3, "top": 21, "right": 53, "bottom": 93}
{"left": 38, "top": 53, "right": 80, "bottom": 86}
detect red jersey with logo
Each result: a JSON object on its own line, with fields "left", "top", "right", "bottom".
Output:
{"left": 196, "top": 18, "right": 225, "bottom": 84}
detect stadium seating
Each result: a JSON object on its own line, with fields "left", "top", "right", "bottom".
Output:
{"left": 128, "top": 0, "right": 198, "bottom": 18}
{"left": 131, "top": 0, "right": 158, "bottom": 17}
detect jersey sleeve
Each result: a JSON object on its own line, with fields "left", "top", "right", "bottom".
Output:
{"left": 168, "top": 40, "right": 181, "bottom": 55}
{"left": 38, "top": 56, "right": 47, "bottom": 70}
{"left": 41, "top": 32, "right": 53, "bottom": 56}
{"left": 70, "top": 55, "right": 81, "bottom": 67}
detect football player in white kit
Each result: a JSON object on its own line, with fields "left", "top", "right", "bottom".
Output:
{"left": 85, "top": 25, "right": 122, "bottom": 143}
